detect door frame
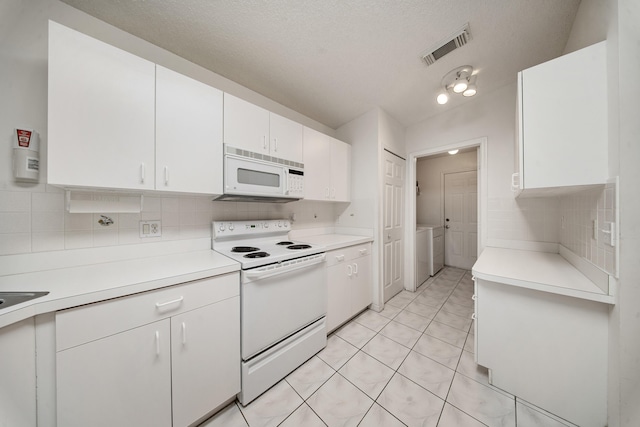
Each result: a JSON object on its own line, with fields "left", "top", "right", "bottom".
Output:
{"left": 404, "top": 137, "right": 487, "bottom": 292}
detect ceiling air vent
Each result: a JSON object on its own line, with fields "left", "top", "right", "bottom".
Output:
{"left": 420, "top": 23, "right": 472, "bottom": 67}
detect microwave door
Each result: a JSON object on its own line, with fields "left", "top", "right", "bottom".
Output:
{"left": 225, "top": 156, "right": 286, "bottom": 197}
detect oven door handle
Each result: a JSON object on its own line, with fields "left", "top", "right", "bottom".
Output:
{"left": 243, "top": 253, "right": 326, "bottom": 281}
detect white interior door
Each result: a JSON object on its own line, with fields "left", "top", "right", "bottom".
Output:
{"left": 383, "top": 150, "right": 405, "bottom": 302}
{"left": 444, "top": 171, "right": 477, "bottom": 269}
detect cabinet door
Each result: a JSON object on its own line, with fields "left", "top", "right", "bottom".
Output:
{"left": 223, "top": 93, "right": 269, "bottom": 154}
{"left": 156, "top": 66, "right": 223, "bottom": 194}
{"left": 303, "top": 127, "right": 332, "bottom": 200}
{"left": 270, "top": 113, "right": 303, "bottom": 163}
{"left": 171, "top": 297, "right": 241, "bottom": 427}
{"left": 520, "top": 41, "right": 607, "bottom": 189}
{"left": 48, "top": 21, "right": 155, "bottom": 190}
{"left": 326, "top": 264, "right": 352, "bottom": 332}
{"left": 57, "top": 320, "right": 172, "bottom": 427}
{"left": 351, "top": 255, "right": 372, "bottom": 313}
{"left": 0, "top": 318, "right": 36, "bottom": 427}
{"left": 330, "top": 139, "right": 351, "bottom": 202}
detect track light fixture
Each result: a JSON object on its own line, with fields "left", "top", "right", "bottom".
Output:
{"left": 436, "top": 65, "right": 478, "bottom": 105}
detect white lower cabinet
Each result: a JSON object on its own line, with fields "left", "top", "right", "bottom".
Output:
{"left": 171, "top": 298, "right": 240, "bottom": 427}
{"left": 57, "top": 320, "right": 173, "bottom": 427}
{"left": 0, "top": 317, "right": 37, "bottom": 427}
{"left": 55, "top": 273, "right": 240, "bottom": 427}
{"left": 475, "top": 278, "right": 608, "bottom": 427}
{"left": 326, "top": 243, "right": 372, "bottom": 332}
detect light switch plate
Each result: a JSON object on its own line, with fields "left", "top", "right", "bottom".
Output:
{"left": 140, "top": 220, "right": 161, "bottom": 238}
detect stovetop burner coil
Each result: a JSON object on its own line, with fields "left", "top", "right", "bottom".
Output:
{"left": 232, "top": 246, "right": 260, "bottom": 253}
{"left": 244, "top": 251, "right": 270, "bottom": 258}
{"left": 287, "top": 244, "right": 312, "bottom": 250}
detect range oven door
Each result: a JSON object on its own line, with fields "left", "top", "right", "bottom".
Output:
{"left": 240, "top": 253, "right": 326, "bottom": 360}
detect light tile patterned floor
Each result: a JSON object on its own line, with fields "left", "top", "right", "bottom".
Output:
{"left": 200, "top": 267, "right": 577, "bottom": 427}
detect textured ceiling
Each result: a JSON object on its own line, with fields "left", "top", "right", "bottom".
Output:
{"left": 60, "top": 0, "right": 580, "bottom": 129}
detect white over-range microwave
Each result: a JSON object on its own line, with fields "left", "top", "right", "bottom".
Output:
{"left": 215, "top": 145, "right": 304, "bottom": 202}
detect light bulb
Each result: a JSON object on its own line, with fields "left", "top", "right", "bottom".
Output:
{"left": 436, "top": 92, "right": 449, "bottom": 105}
{"left": 463, "top": 84, "right": 477, "bottom": 97}
{"left": 452, "top": 78, "right": 468, "bottom": 93}
{"left": 448, "top": 149, "right": 459, "bottom": 155}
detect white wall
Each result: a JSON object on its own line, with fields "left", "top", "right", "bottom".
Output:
{"left": 610, "top": 0, "right": 640, "bottom": 424}
{"left": 564, "top": 0, "right": 610, "bottom": 54}
{"left": 0, "top": 0, "right": 339, "bottom": 256}
{"left": 406, "top": 84, "right": 560, "bottom": 248}
{"left": 416, "top": 151, "right": 477, "bottom": 225}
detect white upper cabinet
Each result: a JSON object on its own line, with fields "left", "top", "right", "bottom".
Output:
{"left": 270, "top": 112, "right": 303, "bottom": 162}
{"left": 303, "top": 127, "right": 351, "bottom": 202}
{"left": 223, "top": 93, "right": 303, "bottom": 163}
{"left": 49, "top": 22, "right": 225, "bottom": 195}
{"left": 156, "top": 66, "right": 223, "bottom": 194}
{"left": 48, "top": 21, "right": 156, "bottom": 191}
{"left": 515, "top": 41, "right": 608, "bottom": 194}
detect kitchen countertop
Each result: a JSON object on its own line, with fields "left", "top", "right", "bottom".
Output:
{"left": 472, "top": 247, "right": 614, "bottom": 304}
{"left": 0, "top": 240, "right": 240, "bottom": 329}
{"left": 296, "top": 233, "right": 373, "bottom": 252}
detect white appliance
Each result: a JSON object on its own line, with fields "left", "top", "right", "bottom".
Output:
{"left": 416, "top": 227, "right": 429, "bottom": 286}
{"left": 215, "top": 145, "right": 304, "bottom": 202}
{"left": 212, "top": 220, "right": 326, "bottom": 405}
{"left": 417, "top": 224, "right": 444, "bottom": 277}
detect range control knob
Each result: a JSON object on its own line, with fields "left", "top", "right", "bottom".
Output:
{"left": 218, "top": 223, "right": 225, "bottom": 232}
{"left": 277, "top": 221, "right": 282, "bottom": 228}
{"left": 229, "top": 223, "right": 234, "bottom": 231}
{"left": 264, "top": 222, "right": 269, "bottom": 229}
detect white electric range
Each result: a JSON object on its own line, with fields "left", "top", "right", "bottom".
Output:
{"left": 212, "top": 220, "right": 327, "bottom": 405}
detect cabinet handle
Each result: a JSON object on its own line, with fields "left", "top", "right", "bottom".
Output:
{"left": 325, "top": 187, "right": 330, "bottom": 199}
{"left": 155, "top": 330, "right": 161, "bottom": 356}
{"left": 331, "top": 188, "right": 336, "bottom": 199}
{"left": 511, "top": 172, "right": 520, "bottom": 192}
{"left": 155, "top": 296, "right": 184, "bottom": 309}
{"left": 353, "top": 262, "right": 358, "bottom": 276}
{"left": 273, "top": 137, "right": 278, "bottom": 152}
{"left": 164, "top": 166, "right": 169, "bottom": 186}
{"left": 347, "top": 264, "right": 353, "bottom": 278}
{"left": 263, "top": 135, "right": 267, "bottom": 150}
{"left": 359, "top": 249, "right": 367, "bottom": 255}
{"left": 335, "top": 254, "right": 345, "bottom": 262}
{"left": 140, "top": 163, "right": 146, "bottom": 184}
{"left": 181, "top": 322, "right": 187, "bottom": 345}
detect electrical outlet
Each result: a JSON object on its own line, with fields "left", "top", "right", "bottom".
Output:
{"left": 140, "top": 220, "right": 162, "bottom": 238}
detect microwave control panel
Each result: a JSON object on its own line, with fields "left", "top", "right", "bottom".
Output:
{"left": 287, "top": 169, "right": 304, "bottom": 198}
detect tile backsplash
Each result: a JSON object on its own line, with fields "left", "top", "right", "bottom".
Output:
{"left": 487, "top": 196, "right": 560, "bottom": 243}
{"left": 560, "top": 183, "right": 616, "bottom": 275}
{"left": 0, "top": 187, "right": 337, "bottom": 256}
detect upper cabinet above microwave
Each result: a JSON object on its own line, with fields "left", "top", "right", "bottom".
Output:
{"left": 48, "top": 21, "right": 224, "bottom": 195}
{"left": 223, "top": 94, "right": 303, "bottom": 164}
{"left": 513, "top": 41, "right": 608, "bottom": 196}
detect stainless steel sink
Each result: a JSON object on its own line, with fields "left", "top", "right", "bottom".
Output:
{"left": 0, "top": 292, "right": 49, "bottom": 310}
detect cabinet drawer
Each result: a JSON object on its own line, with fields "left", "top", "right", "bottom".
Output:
{"left": 326, "top": 250, "right": 349, "bottom": 267}
{"left": 349, "top": 244, "right": 371, "bottom": 260}
{"left": 56, "top": 273, "right": 239, "bottom": 351}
